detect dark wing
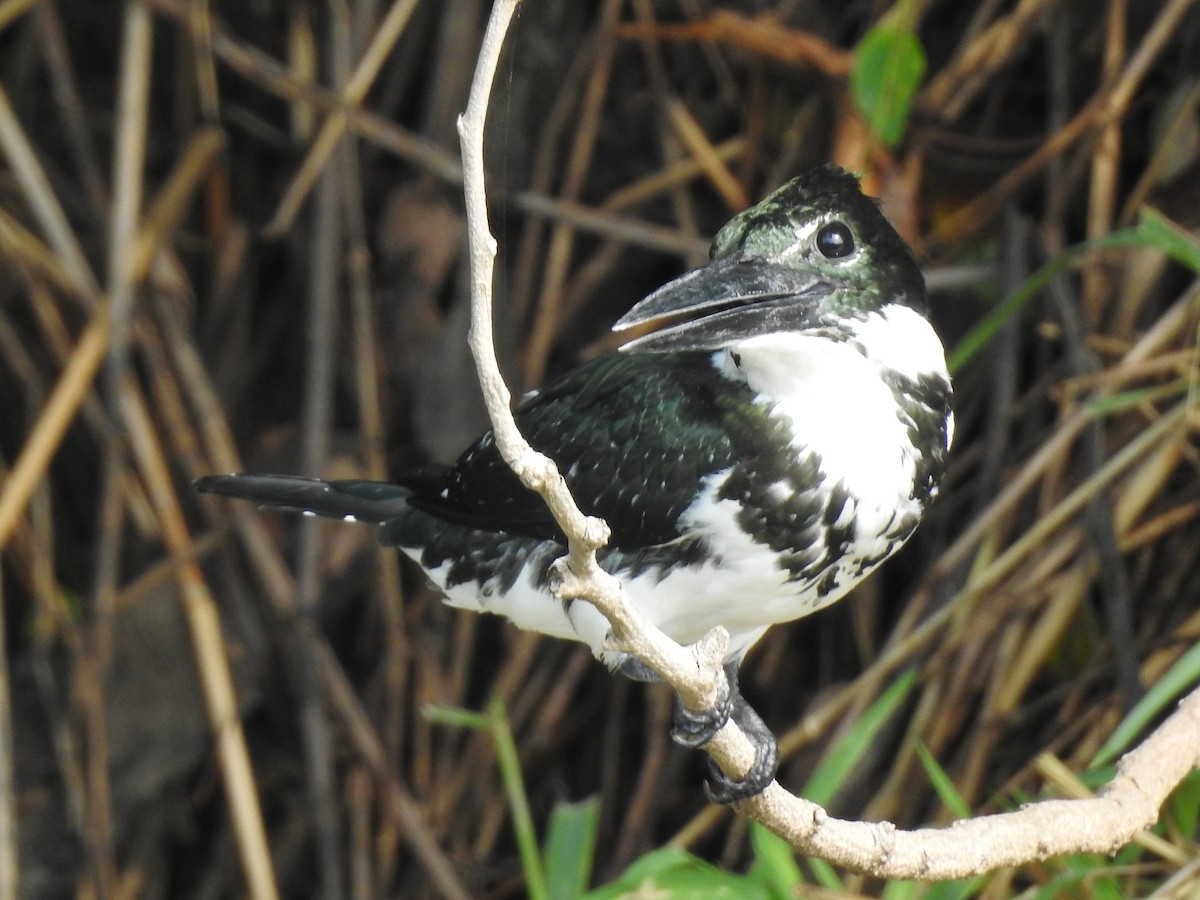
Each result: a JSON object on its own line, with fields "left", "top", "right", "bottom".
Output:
{"left": 404, "top": 352, "right": 743, "bottom": 549}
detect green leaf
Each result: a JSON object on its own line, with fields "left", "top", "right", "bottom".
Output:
{"left": 484, "top": 698, "right": 549, "bottom": 900}
{"left": 783, "top": 670, "right": 918, "bottom": 894}
{"left": 593, "top": 846, "right": 700, "bottom": 889}
{"left": 802, "top": 668, "right": 919, "bottom": 808}
{"left": 1168, "top": 769, "right": 1200, "bottom": 836}
{"left": 946, "top": 244, "right": 1095, "bottom": 374}
{"left": 419, "top": 704, "right": 491, "bottom": 730}
{"left": 1091, "top": 640, "right": 1200, "bottom": 769}
{"left": 1031, "top": 855, "right": 1127, "bottom": 900}
{"left": 425, "top": 700, "right": 550, "bottom": 899}
{"left": 807, "top": 857, "right": 844, "bottom": 891}
{"left": 1135, "top": 207, "right": 1200, "bottom": 272}
{"left": 747, "top": 821, "right": 803, "bottom": 897}
{"left": 948, "top": 207, "right": 1199, "bottom": 374}
{"left": 851, "top": 19, "right": 926, "bottom": 147}
{"left": 914, "top": 743, "right": 971, "bottom": 819}
{"left": 884, "top": 876, "right": 985, "bottom": 900}
{"left": 1086, "top": 381, "right": 1186, "bottom": 417}
{"left": 586, "top": 847, "right": 770, "bottom": 899}
{"left": 881, "top": 880, "right": 920, "bottom": 900}
{"left": 544, "top": 798, "right": 600, "bottom": 899}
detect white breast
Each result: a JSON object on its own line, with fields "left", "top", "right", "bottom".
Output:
{"left": 724, "top": 307, "right": 946, "bottom": 524}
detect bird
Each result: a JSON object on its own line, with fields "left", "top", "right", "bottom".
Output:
{"left": 195, "top": 165, "right": 953, "bottom": 803}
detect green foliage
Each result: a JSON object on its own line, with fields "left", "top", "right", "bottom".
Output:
{"left": 431, "top": 660, "right": 1198, "bottom": 898}
{"left": 1086, "top": 381, "right": 1188, "bottom": 417}
{"left": 789, "top": 670, "right": 917, "bottom": 892}
{"left": 807, "top": 856, "right": 845, "bottom": 891}
{"left": 423, "top": 699, "right": 550, "bottom": 899}
{"left": 1167, "top": 768, "right": 1200, "bottom": 837}
{"left": 915, "top": 743, "right": 971, "bottom": 820}
{"left": 582, "top": 823, "right": 804, "bottom": 899}
{"left": 802, "top": 668, "right": 919, "bottom": 808}
{"left": 584, "top": 670, "right": 919, "bottom": 895}
{"left": 1029, "top": 853, "right": 1128, "bottom": 900}
{"left": 851, "top": 0, "right": 926, "bottom": 147}
{"left": 544, "top": 798, "right": 600, "bottom": 899}
{"left": 586, "top": 847, "right": 775, "bottom": 899}
{"left": 883, "top": 876, "right": 984, "bottom": 900}
{"left": 747, "top": 822, "right": 804, "bottom": 895}
{"left": 948, "top": 208, "right": 1200, "bottom": 374}
{"left": 1090, "top": 640, "right": 1200, "bottom": 768}
{"left": 1136, "top": 206, "right": 1200, "bottom": 272}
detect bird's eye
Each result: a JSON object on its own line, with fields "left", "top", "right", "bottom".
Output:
{"left": 815, "top": 221, "right": 855, "bottom": 259}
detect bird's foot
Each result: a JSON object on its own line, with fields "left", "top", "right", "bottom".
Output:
{"left": 670, "top": 673, "right": 733, "bottom": 749}
{"left": 620, "top": 656, "right": 780, "bottom": 803}
{"left": 614, "top": 655, "right": 662, "bottom": 684}
{"left": 702, "top": 695, "right": 779, "bottom": 804}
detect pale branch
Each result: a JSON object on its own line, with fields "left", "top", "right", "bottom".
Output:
{"left": 455, "top": 0, "right": 1200, "bottom": 881}
{"left": 745, "top": 683, "right": 1200, "bottom": 879}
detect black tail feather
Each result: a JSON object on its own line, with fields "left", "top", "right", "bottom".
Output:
{"left": 194, "top": 474, "right": 411, "bottom": 524}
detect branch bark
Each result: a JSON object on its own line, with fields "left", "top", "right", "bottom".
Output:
{"left": 456, "top": 0, "right": 1200, "bottom": 881}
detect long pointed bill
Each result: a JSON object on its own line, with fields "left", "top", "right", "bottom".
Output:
{"left": 613, "top": 255, "right": 833, "bottom": 353}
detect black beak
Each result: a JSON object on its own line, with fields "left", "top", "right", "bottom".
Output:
{"left": 613, "top": 255, "right": 832, "bottom": 353}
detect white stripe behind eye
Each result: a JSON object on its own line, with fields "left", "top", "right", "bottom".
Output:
{"left": 784, "top": 214, "right": 863, "bottom": 263}
{"left": 781, "top": 217, "right": 821, "bottom": 260}
{"left": 790, "top": 217, "right": 821, "bottom": 247}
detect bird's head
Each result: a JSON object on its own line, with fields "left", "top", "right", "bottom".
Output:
{"left": 614, "top": 166, "right": 926, "bottom": 353}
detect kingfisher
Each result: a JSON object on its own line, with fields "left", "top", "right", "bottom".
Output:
{"left": 196, "top": 166, "right": 953, "bottom": 802}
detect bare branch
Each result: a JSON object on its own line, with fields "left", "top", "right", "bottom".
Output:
{"left": 745, "top": 684, "right": 1200, "bottom": 878}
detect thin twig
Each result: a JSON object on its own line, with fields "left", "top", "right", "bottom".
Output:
{"left": 0, "top": 307, "right": 110, "bottom": 551}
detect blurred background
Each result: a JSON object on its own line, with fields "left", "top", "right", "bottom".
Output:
{"left": 1, "top": 0, "right": 1199, "bottom": 897}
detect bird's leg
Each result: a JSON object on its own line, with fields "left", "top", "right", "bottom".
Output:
{"left": 614, "top": 652, "right": 736, "bottom": 745}
{"left": 669, "top": 669, "right": 734, "bottom": 749}
{"left": 617, "top": 656, "right": 779, "bottom": 803}
{"left": 701, "top": 663, "right": 779, "bottom": 804}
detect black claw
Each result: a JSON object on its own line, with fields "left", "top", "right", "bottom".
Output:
{"left": 702, "top": 696, "right": 780, "bottom": 803}
{"left": 682, "top": 662, "right": 780, "bottom": 804}
{"left": 670, "top": 659, "right": 737, "bottom": 747}
{"left": 671, "top": 684, "right": 734, "bottom": 748}
{"left": 624, "top": 656, "right": 780, "bottom": 802}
